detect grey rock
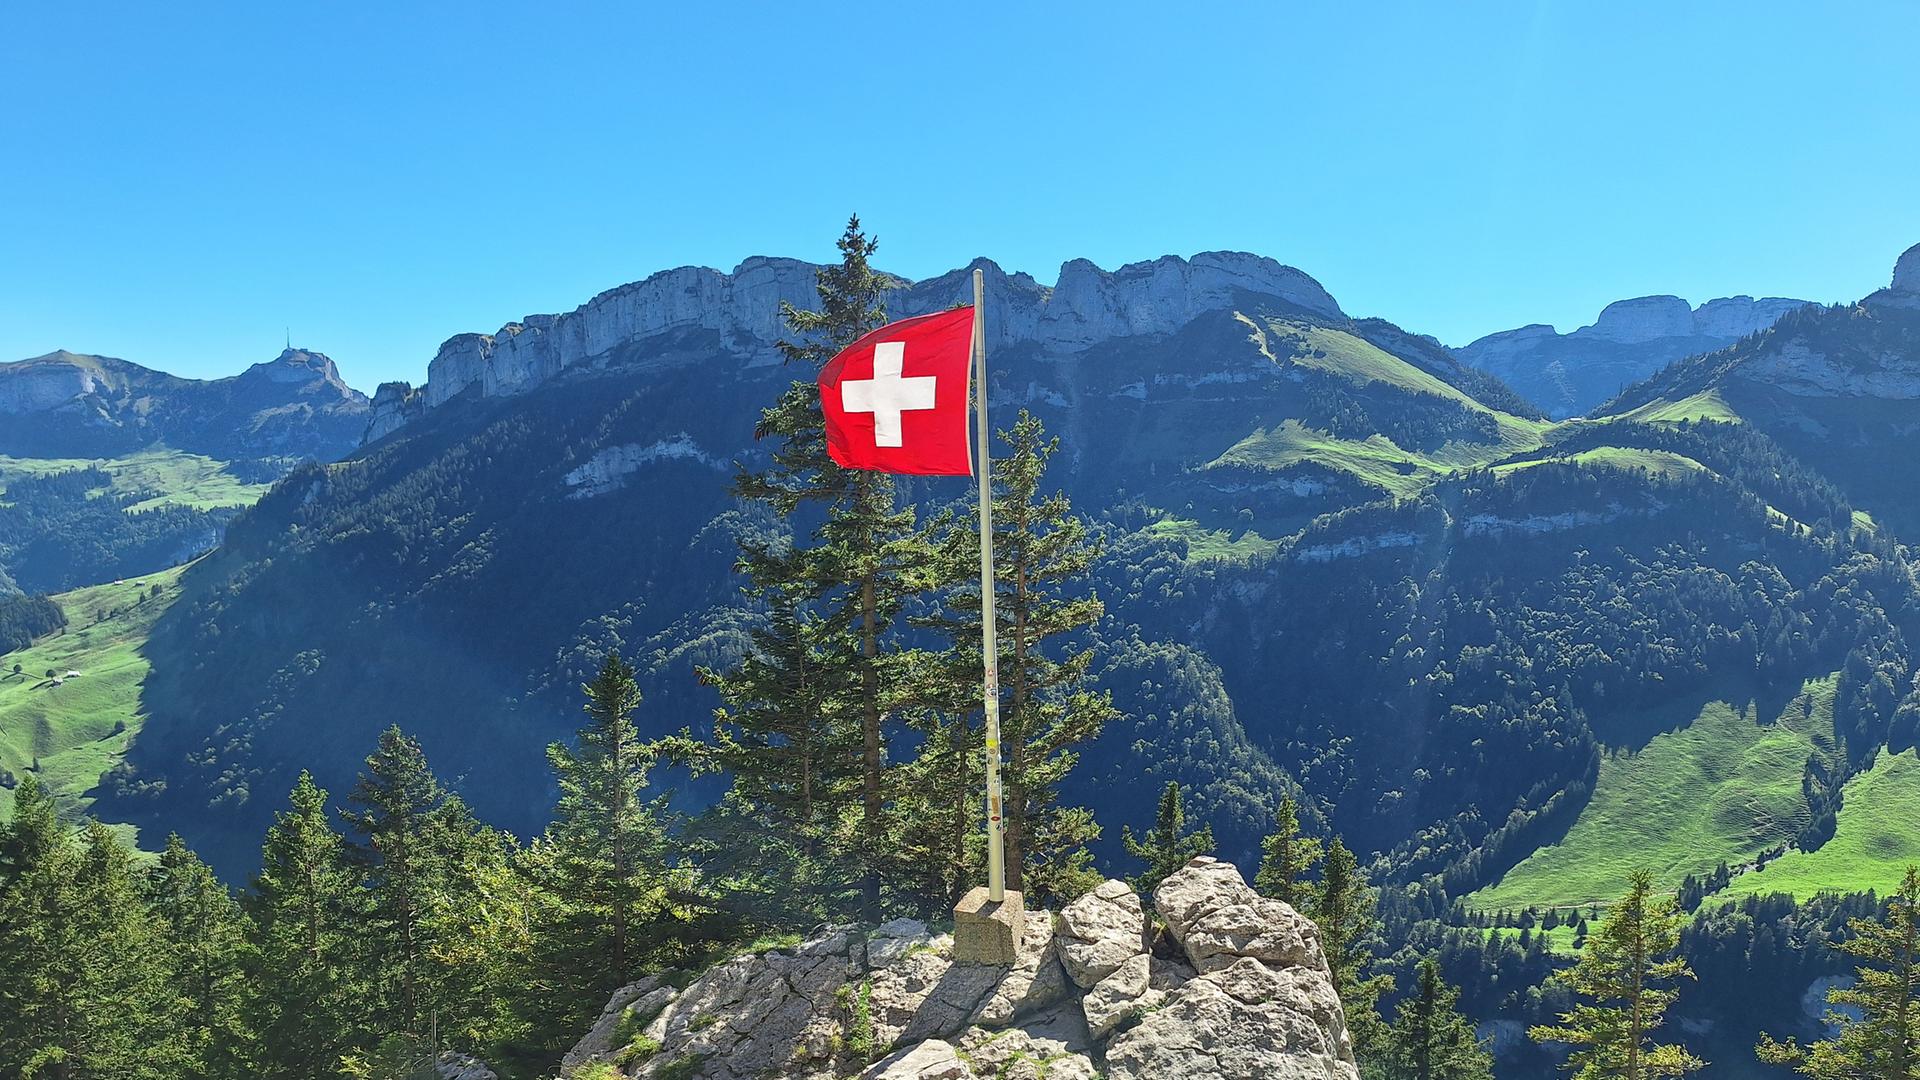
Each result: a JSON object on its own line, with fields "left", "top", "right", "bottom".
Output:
{"left": 1081, "top": 953, "right": 1158, "bottom": 1040}
{"left": 560, "top": 976, "right": 673, "bottom": 1071}
{"left": 1894, "top": 242, "right": 1920, "bottom": 294}
{"left": 1154, "top": 856, "right": 1328, "bottom": 975}
{"left": 858, "top": 1039, "right": 975, "bottom": 1079}
{"left": 967, "top": 907, "right": 1070, "bottom": 1027}
{"left": 1105, "top": 957, "right": 1358, "bottom": 1080}
{"left": 435, "top": 1052, "right": 498, "bottom": 1080}
{"left": 1053, "top": 878, "right": 1146, "bottom": 988}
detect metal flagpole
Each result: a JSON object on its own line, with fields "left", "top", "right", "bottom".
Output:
{"left": 973, "top": 268, "right": 1007, "bottom": 902}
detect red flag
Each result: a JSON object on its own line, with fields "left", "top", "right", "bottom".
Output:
{"left": 818, "top": 306, "right": 975, "bottom": 476}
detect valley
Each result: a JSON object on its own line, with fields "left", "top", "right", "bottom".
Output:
{"left": 2, "top": 238, "right": 1917, "bottom": 1080}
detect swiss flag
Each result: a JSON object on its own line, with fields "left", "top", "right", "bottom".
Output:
{"left": 818, "top": 306, "right": 976, "bottom": 476}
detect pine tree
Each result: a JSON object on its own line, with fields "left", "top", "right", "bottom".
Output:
{"left": 343, "top": 726, "right": 456, "bottom": 1035}
{"left": 1317, "top": 836, "right": 1394, "bottom": 1070}
{"left": 1255, "top": 793, "right": 1323, "bottom": 909}
{"left": 250, "top": 771, "right": 365, "bottom": 1078}
{"left": 533, "top": 655, "right": 688, "bottom": 1029}
{"left": 697, "top": 583, "right": 862, "bottom": 919}
{"left": 1759, "top": 864, "right": 1920, "bottom": 1079}
{"left": 1382, "top": 956, "right": 1494, "bottom": 1080}
{"left": 725, "top": 214, "right": 928, "bottom": 919}
{"left": 912, "top": 410, "right": 1112, "bottom": 903}
{"left": 149, "top": 834, "right": 256, "bottom": 1078}
{"left": 1530, "top": 868, "right": 1703, "bottom": 1079}
{"left": 1123, "top": 781, "right": 1215, "bottom": 895}
{"left": 0, "top": 779, "right": 179, "bottom": 1079}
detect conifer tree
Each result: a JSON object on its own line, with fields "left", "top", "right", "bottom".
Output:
{"left": 725, "top": 215, "right": 928, "bottom": 918}
{"left": 1123, "top": 781, "right": 1215, "bottom": 895}
{"left": 1759, "top": 865, "right": 1920, "bottom": 1079}
{"left": 1530, "top": 868, "right": 1703, "bottom": 1079}
{"left": 0, "top": 780, "right": 178, "bottom": 1079}
{"left": 698, "top": 584, "right": 862, "bottom": 917}
{"left": 343, "top": 726, "right": 456, "bottom": 1035}
{"left": 150, "top": 834, "right": 256, "bottom": 1078}
{"left": 1256, "top": 793, "right": 1323, "bottom": 909}
{"left": 1382, "top": 956, "right": 1494, "bottom": 1080}
{"left": 1317, "top": 836, "right": 1394, "bottom": 1069}
{"left": 533, "top": 655, "right": 687, "bottom": 1027}
{"left": 250, "top": 771, "right": 364, "bottom": 1077}
{"left": 913, "top": 411, "right": 1112, "bottom": 903}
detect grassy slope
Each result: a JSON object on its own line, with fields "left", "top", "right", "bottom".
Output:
{"left": 1470, "top": 677, "right": 1838, "bottom": 911}
{"left": 0, "top": 565, "right": 187, "bottom": 827}
{"left": 1206, "top": 319, "right": 1552, "bottom": 499}
{"left": 1608, "top": 388, "right": 1744, "bottom": 424}
{"left": 0, "top": 446, "right": 269, "bottom": 511}
{"left": 1144, "top": 515, "right": 1281, "bottom": 563}
{"left": 1493, "top": 446, "right": 1708, "bottom": 482}
{"left": 1718, "top": 748, "right": 1920, "bottom": 902}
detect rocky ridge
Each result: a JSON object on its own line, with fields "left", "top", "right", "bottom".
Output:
{"left": 365, "top": 252, "right": 1346, "bottom": 441}
{"left": 1457, "top": 293, "right": 1811, "bottom": 418}
{"left": 557, "top": 858, "right": 1355, "bottom": 1080}
{"left": 0, "top": 347, "right": 370, "bottom": 461}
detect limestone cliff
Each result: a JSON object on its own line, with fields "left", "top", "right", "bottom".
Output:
{"left": 366, "top": 252, "right": 1346, "bottom": 442}
{"left": 558, "top": 858, "right": 1356, "bottom": 1080}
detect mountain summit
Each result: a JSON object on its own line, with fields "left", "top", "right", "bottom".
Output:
{"left": 0, "top": 346, "right": 370, "bottom": 461}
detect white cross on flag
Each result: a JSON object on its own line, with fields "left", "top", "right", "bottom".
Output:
{"left": 817, "top": 306, "right": 976, "bottom": 476}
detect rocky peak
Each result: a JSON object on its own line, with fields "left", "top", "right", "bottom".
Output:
{"left": 1891, "top": 243, "right": 1920, "bottom": 294}
{"left": 240, "top": 347, "right": 357, "bottom": 394}
{"left": 1576, "top": 295, "right": 1695, "bottom": 344}
{"left": 0, "top": 351, "right": 110, "bottom": 414}
{"left": 557, "top": 857, "right": 1355, "bottom": 1080}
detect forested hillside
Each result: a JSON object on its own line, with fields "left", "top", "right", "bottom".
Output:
{"left": 6, "top": 232, "right": 1920, "bottom": 1079}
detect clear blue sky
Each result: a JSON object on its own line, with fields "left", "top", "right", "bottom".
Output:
{"left": 3, "top": 2, "right": 1916, "bottom": 389}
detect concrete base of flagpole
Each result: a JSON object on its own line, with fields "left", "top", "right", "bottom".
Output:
{"left": 951, "top": 887, "right": 1024, "bottom": 966}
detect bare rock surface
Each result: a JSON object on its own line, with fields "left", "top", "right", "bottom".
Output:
{"left": 1105, "top": 956, "right": 1359, "bottom": 1080}
{"left": 1053, "top": 878, "right": 1146, "bottom": 987}
{"left": 568, "top": 858, "right": 1354, "bottom": 1080}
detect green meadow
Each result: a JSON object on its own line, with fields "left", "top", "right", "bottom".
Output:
{"left": 0, "top": 564, "right": 188, "bottom": 827}
{"left": 1471, "top": 677, "right": 1838, "bottom": 911}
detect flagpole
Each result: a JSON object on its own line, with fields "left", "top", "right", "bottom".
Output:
{"left": 972, "top": 268, "right": 1007, "bottom": 903}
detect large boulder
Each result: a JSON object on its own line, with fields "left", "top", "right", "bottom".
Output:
{"left": 1154, "top": 856, "right": 1327, "bottom": 974}
{"left": 1105, "top": 957, "right": 1358, "bottom": 1080}
{"left": 1052, "top": 878, "right": 1147, "bottom": 988}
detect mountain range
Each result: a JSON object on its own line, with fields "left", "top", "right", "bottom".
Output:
{"left": 6, "top": 239, "right": 1920, "bottom": 1074}
{"left": 0, "top": 346, "right": 369, "bottom": 462}
{"left": 1457, "top": 293, "right": 1812, "bottom": 419}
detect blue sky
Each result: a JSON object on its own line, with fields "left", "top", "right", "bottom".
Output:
{"left": 3, "top": 2, "right": 1916, "bottom": 389}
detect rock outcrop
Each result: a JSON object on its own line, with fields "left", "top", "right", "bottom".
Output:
{"left": 561, "top": 858, "right": 1355, "bottom": 1080}
{"left": 369, "top": 252, "right": 1345, "bottom": 441}
{"left": 1456, "top": 293, "right": 1811, "bottom": 418}
{"left": 1865, "top": 242, "right": 1920, "bottom": 310}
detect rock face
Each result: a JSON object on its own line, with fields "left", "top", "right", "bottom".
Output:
{"left": 371, "top": 252, "right": 1345, "bottom": 441}
{"left": 1456, "top": 293, "right": 1811, "bottom": 418}
{"left": 561, "top": 858, "right": 1355, "bottom": 1080}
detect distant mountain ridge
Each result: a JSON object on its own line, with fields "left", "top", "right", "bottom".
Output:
{"left": 365, "top": 251, "right": 1362, "bottom": 440}
{"left": 1457, "top": 293, "right": 1811, "bottom": 418}
{"left": 1600, "top": 242, "right": 1920, "bottom": 535}
{"left": 0, "top": 347, "right": 370, "bottom": 461}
